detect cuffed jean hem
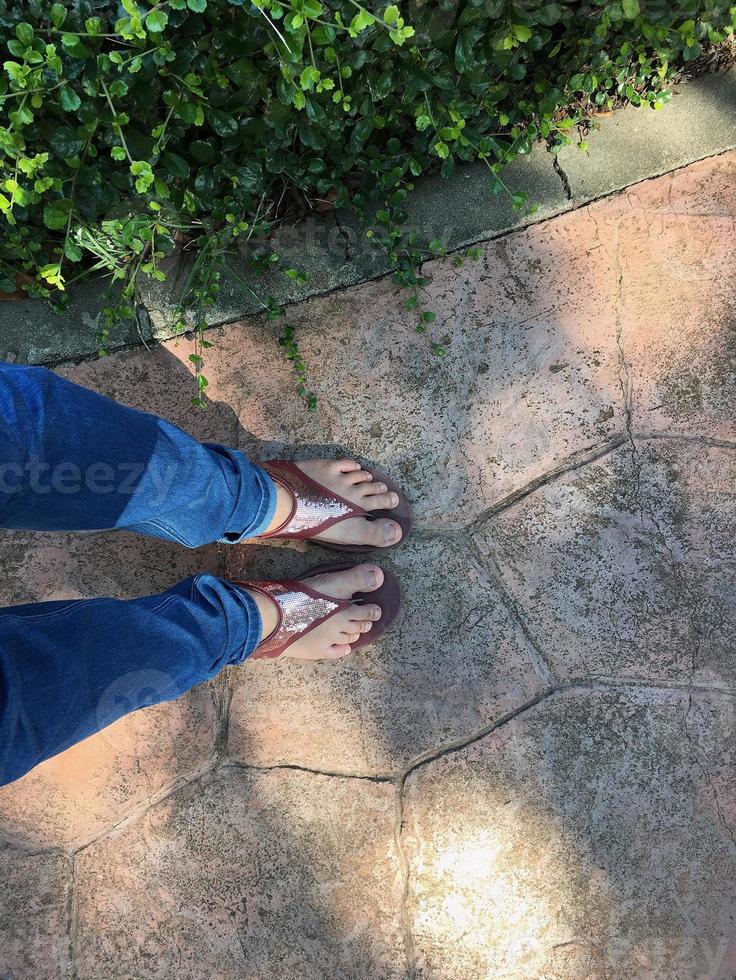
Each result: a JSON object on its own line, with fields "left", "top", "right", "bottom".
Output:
{"left": 219, "top": 455, "right": 277, "bottom": 544}
{"left": 0, "top": 573, "right": 265, "bottom": 786}
{"left": 227, "top": 583, "right": 263, "bottom": 665}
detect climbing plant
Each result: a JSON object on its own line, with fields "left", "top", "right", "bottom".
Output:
{"left": 0, "top": 0, "right": 734, "bottom": 404}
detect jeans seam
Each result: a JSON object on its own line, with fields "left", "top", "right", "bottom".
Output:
{"left": 133, "top": 517, "right": 193, "bottom": 548}
{"left": 0, "top": 597, "right": 97, "bottom": 622}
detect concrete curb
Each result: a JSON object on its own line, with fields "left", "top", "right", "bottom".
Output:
{"left": 2, "top": 67, "right": 734, "bottom": 366}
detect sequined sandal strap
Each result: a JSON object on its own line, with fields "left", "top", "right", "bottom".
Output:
{"left": 259, "top": 460, "right": 366, "bottom": 540}
{"left": 244, "top": 577, "right": 349, "bottom": 660}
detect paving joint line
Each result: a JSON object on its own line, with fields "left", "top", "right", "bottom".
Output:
{"left": 468, "top": 432, "right": 629, "bottom": 528}
{"left": 462, "top": 529, "right": 558, "bottom": 687}
{"left": 221, "top": 758, "right": 394, "bottom": 783}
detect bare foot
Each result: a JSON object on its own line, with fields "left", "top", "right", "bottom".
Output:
{"left": 263, "top": 459, "right": 403, "bottom": 548}
{"left": 244, "top": 563, "right": 384, "bottom": 660}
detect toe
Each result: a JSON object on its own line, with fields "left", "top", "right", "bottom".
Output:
{"left": 362, "top": 603, "right": 382, "bottom": 621}
{"left": 363, "top": 489, "right": 400, "bottom": 511}
{"left": 348, "top": 468, "right": 374, "bottom": 485}
{"left": 348, "top": 601, "right": 379, "bottom": 622}
{"left": 330, "top": 643, "right": 352, "bottom": 658}
{"left": 343, "top": 631, "right": 361, "bottom": 643}
{"left": 335, "top": 459, "right": 361, "bottom": 473}
{"left": 361, "top": 480, "right": 388, "bottom": 495}
{"left": 365, "top": 518, "right": 402, "bottom": 547}
{"left": 351, "top": 563, "right": 384, "bottom": 593}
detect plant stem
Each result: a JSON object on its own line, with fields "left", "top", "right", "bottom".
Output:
{"left": 100, "top": 79, "right": 134, "bottom": 164}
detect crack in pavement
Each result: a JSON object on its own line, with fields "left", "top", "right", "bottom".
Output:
{"left": 552, "top": 154, "right": 573, "bottom": 200}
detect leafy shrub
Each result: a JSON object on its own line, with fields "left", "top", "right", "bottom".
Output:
{"left": 1, "top": 0, "right": 734, "bottom": 402}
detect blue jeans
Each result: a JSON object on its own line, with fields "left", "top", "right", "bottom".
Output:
{"left": 0, "top": 363, "right": 277, "bottom": 786}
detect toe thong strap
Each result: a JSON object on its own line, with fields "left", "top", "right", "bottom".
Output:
{"left": 244, "top": 578, "right": 349, "bottom": 659}
{"left": 259, "top": 460, "right": 366, "bottom": 539}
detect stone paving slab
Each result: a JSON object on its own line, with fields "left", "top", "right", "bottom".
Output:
{"left": 0, "top": 680, "right": 215, "bottom": 851}
{"left": 403, "top": 686, "right": 736, "bottom": 980}
{"left": 0, "top": 278, "right": 147, "bottom": 367}
{"left": 0, "top": 844, "right": 70, "bottom": 980}
{"left": 606, "top": 155, "right": 736, "bottom": 440}
{"left": 473, "top": 438, "right": 736, "bottom": 687}
{"left": 557, "top": 67, "right": 736, "bottom": 204}
{"left": 73, "top": 766, "right": 404, "bottom": 979}
{"left": 224, "top": 534, "right": 549, "bottom": 775}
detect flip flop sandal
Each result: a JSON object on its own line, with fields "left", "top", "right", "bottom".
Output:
{"left": 241, "top": 562, "right": 402, "bottom": 660}
{"left": 259, "top": 459, "right": 413, "bottom": 552}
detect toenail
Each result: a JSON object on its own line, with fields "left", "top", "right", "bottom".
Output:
{"left": 366, "top": 569, "right": 379, "bottom": 587}
{"left": 383, "top": 523, "right": 395, "bottom": 541}
{"left": 390, "top": 493, "right": 399, "bottom": 507}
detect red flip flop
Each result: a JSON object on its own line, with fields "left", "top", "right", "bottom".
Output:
{"left": 259, "top": 459, "right": 413, "bottom": 552}
{"left": 241, "top": 562, "right": 402, "bottom": 660}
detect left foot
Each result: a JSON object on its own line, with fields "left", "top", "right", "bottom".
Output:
{"left": 263, "top": 459, "right": 404, "bottom": 548}
{"left": 244, "top": 564, "right": 385, "bottom": 660}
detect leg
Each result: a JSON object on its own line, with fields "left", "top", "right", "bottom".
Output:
{"left": 0, "top": 363, "right": 275, "bottom": 546}
{"left": 0, "top": 362, "right": 408, "bottom": 550}
{"left": 0, "top": 563, "right": 389, "bottom": 786}
{"left": 0, "top": 573, "right": 260, "bottom": 786}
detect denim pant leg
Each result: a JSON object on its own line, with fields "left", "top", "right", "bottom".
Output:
{"left": 0, "top": 363, "right": 277, "bottom": 546}
{"left": 0, "top": 574, "right": 260, "bottom": 786}
{"left": 0, "top": 363, "right": 276, "bottom": 785}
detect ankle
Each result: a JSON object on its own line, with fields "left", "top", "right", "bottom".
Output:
{"left": 244, "top": 588, "right": 279, "bottom": 642}
{"left": 263, "top": 477, "right": 292, "bottom": 534}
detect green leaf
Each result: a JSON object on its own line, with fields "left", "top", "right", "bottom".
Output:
{"left": 3, "top": 61, "right": 24, "bottom": 83}
{"left": 511, "top": 23, "right": 532, "bottom": 42}
{"left": 50, "top": 126, "right": 85, "bottom": 158}
{"left": 623, "top": 0, "right": 640, "bottom": 19}
{"left": 455, "top": 29, "right": 480, "bottom": 72}
{"left": 209, "top": 109, "right": 238, "bottom": 136}
{"left": 43, "top": 199, "right": 72, "bottom": 230}
{"left": 384, "top": 5, "right": 399, "bottom": 25}
{"left": 354, "top": 117, "right": 374, "bottom": 142}
{"left": 59, "top": 87, "right": 81, "bottom": 112}
{"left": 535, "top": 4, "right": 562, "bottom": 26}
{"left": 415, "top": 114, "right": 431, "bottom": 131}
{"left": 161, "top": 151, "right": 190, "bottom": 178}
{"left": 51, "top": 3, "right": 67, "bottom": 28}
{"left": 15, "top": 23, "right": 34, "bottom": 46}
{"left": 63, "top": 239, "right": 83, "bottom": 262}
{"left": 349, "top": 9, "right": 375, "bottom": 35}
{"left": 299, "top": 65, "right": 321, "bottom": 91}
{"left": 190, "top": 140, "right": 216, "bottom": 163}
{"left": 146, "top": 9, "right": 169, "bottom": 32}
{"left": 187, "top": 0, "right": 207, "bottom": 11}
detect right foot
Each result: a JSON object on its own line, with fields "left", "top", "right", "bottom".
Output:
{"left": 260, "top": 459, "right": 410, "bottom": 549}
{"left": 244, "top": 564, "right": 384, "bottom": 660}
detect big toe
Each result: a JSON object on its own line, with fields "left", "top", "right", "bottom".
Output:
{"left": 351, "top": 563, "right": 384, "bottom": 594}
{"left": 366, "top": 518, "right": 402, "bottom": 548}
